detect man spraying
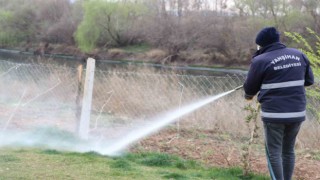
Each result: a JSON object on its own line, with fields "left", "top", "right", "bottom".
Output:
{"left": 244, "top": 27, "right": 314, "bottom": 180}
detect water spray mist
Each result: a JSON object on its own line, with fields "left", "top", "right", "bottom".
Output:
{"left": 101, "top": 85, "right": 243, "bottom": 156}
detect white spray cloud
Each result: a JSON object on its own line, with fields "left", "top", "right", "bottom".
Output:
{"left": 0, "top": 89, "right": 237, "bottom": 156}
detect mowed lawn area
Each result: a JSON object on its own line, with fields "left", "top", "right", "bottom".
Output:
{"left": 0, "top": 148, "right": 269, "bottom": 180}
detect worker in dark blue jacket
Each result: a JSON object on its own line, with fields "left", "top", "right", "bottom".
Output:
{"left": 244, "top": 27, "right": 314, "bottom": 180}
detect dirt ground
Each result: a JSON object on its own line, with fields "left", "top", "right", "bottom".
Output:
{"left": 133, "top": 128, "right": 320, "bottom": 180}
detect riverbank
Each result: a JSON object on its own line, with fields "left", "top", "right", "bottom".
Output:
{"left": 0, "top": 46, "right": 249, "bottom": 75}
{"left": 0, "top": 43, "right": 250, "bottom": 71}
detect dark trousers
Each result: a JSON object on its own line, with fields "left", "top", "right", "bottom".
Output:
{"left": 263, "top": 122, "right": 302, "bottom": 180}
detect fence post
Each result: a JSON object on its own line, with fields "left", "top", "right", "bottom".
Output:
{"left": 75, "top": 62, "right": 83, "bottom": 134}
{"left": 78, "top": 58, "right": 96, "bottom": 139}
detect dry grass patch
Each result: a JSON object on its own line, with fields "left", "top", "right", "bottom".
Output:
{"left": 107, "top": 48, "right": 127, "bottom": 58}
{"left": 144, "top": 49, "right": 168, "bottom": 62}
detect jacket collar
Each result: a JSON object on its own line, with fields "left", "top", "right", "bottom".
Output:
{"left": 253, "top": 42, "right": 286, "bottom": 58}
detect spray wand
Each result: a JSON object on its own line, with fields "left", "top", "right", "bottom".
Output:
{"left": 233, "top": 85, "right": 243, "bottom": 91}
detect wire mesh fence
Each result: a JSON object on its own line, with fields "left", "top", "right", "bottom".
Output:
{"left": 0, "top": 60, "right": 78, "bottom": 133}
{"left": 0, "top": 61, "right": 248, "bottom": 136}
{"left": 0, "top": 61, "right": 320, "bottom": 142}
{"left": 0, "top": 59, "right": 319, "bottom": 151}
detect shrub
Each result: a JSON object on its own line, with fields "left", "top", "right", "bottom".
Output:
{"left": 285, "top": 28, "right": 320, "bottom": 121}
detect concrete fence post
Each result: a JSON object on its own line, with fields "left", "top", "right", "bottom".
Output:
{"left": 78, "top": 58, "right": 96, "bottom": 139}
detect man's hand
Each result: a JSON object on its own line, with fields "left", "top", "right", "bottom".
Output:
{"left": 244, "top": 94, "right": 254, "bottom": 101}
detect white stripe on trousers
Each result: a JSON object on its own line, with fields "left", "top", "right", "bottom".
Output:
{"left": 261, "top": 111, "right": 306, "bottom": 118}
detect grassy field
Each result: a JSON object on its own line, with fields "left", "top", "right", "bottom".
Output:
{"left": 0, "top": 148, "right": 269, "bottom": 180}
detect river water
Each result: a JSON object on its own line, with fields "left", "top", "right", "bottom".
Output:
{"left": 0, "top": 49, "right": 248, "bottom": 76}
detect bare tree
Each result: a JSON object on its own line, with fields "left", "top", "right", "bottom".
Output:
{"left": 302, "top": 0, "right": 320, "bottom": 33}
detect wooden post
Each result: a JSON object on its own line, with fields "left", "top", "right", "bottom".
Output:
{"left": 75, "top": 62, "right": 83, "bottom": 133}
{"left": 78, "top": 58, "right": 96, "bottom": 139}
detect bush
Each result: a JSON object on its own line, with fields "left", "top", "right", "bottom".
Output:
{"left": 285, "top": 28, "right": 320, "bottom": 121}
{"left": 0, "top": 7, "right": 37, "bottom": 46}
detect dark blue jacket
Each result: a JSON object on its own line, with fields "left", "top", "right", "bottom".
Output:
{"left": 244, "top": 42, "right": 314, "bottom": 123}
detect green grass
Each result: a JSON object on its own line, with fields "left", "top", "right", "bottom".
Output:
{"left": 0, "top": 149, "right": 269, "bottom": 180}
{"left": 309, "top": 151, "right": 320, "bottom": 160}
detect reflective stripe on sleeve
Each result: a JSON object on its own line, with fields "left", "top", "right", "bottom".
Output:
{"left": 261, "top": 110, "right": 306, "bottom": 118}
{"left": 261, "top": 80, "right": 304, "bottom": 89}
